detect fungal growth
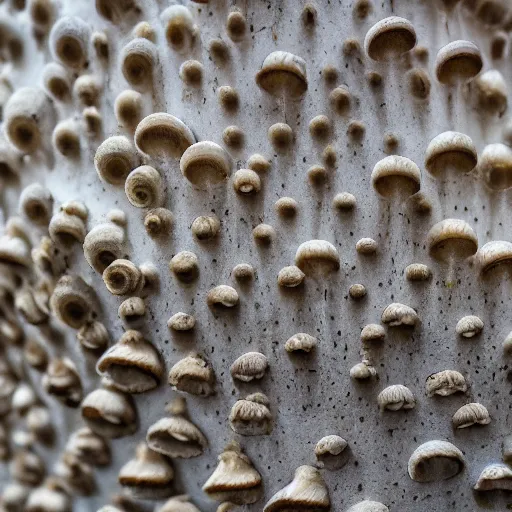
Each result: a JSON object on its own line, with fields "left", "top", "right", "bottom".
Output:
{"left": 83, "top": 219, "right": 126, "bottom": 273}
{"left": 408, "top": 440, "right": 465, "bottom": 482}
{"left": 315, "top": 435, "right": 349, "bottom": 470}
{"left": 42, "top": 357, "right": 82, "bottom": 407}
{"left": 277, "top": 265, "right": 305, "bottom": 287}
{"left": 456, "top": 315, "right": 484, "bottom": 338}
{"left": 452, "top": 403, "right": 490, "bottom": 428}
{"left": 435, "top": 40, "right": 483, "bottom": 84}
{"left": 377, "top": 385, "right": 416, "bottom": 411}
{"left": 229, "top": 392, "right": 273, "bottom": 436}
{"left": 95, "top": 136, "right": 139, "bottom": 185}
{"left": 295, "top": 240, "right": 340, "bottom": 276}
{"left": 478, "top": 143, "right": 512, "bottom": 191}
{"left": 230, "top": 352, "right": 268, "bottom": 382}
{"left": 203, "top": 441, "right": 262, "bottom": 505}
{"left": 346, "top": 501, "right": 389, "bottom": 512}
{"left": 168, "top": 353, "right": 216, "bottom": 396}
{"left": 207, "top": 285, "right": 239, "bottom": 308}
{"left": 475, "top": 241, "right": 512, "bottom": 275}
{"left": 371, "top": 155, "right": 421, "bottom": 200}
{"left": 381, "top": 302, "right": 419, "bottom": 327}
{"left": 364, "top": 17, "right": 416, "bottom": 61}
{"left": 285, "top": 333, "right": 318, "bottom": 353}
{"left": 426, "top": 370, "right": 468, "bottom": 397}
{"left": 474, "top": 464, "right": 512, "bottom": 491}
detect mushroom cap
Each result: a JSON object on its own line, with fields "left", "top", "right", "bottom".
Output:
{"left": 158, "top": 495, "right": 201, "bottom": 512}
{"left": 346, "top": 501, "right": 389, "bottom": 512}
{"left": 405, "top": 263, "right": 432, "bottom": 282}
{"left": 475, "top": 240, "right": 512, "bottom": 274}
{"left": 229, "top": 394, "right": 273, "bottom": 436}
{"left": 295, "top": 239, "right": 340, "bottom": 276}
{"left": 65, "top": 427, "right": 111, "bottom": 466}
{"left": 207, "top": 285, "right": 239, "bottom": 308}
{"left": 364, "top": 16, "right": 416, "bottom": 61}
{"left": 427, "top": 219, "right": 478, "bottom": 262}
{"left": 371, "top": 155, "right": 421, "bottom": 198}
{"left": 425, "top": 131, "right": 478, "bottom": 176}
{"left": 314, "top": 435, "right": 348, "bottom": 457}
{"left": 408, "top": 440, "right": 465, "bottom": 482}
{"left": 83, "top": 221, "right": 125, "bottom": 274}
{"left": 263, "top": 465, "right": 330, "bottom": 512}
{"left": 474, "top": 463, "right": 512, "bottom": 491}
{"left": 0, "top": 234, "right": 31, "bottom": 267}
{"left": 167, "top": 312, "right": 196, "bottom": 331}
{"left": 94, "top": 135, "right": 138, "bottom": 185}
{"left": 360, "top": 324, "right": 386, "bottom": 342}
{"left": 426, "top": 370, "right": 467, "bottom": 397}
{"left": 471, "top": 69, "right": 508, "bottom": 115}
{"left": 147, "top": 415, "right": 207, "bottom": 458}
{"left": 230, "top": 352, "right": 268, "bottom": 382}
{"left": 377, "top": 384, "right": 416, "bottom": 411}
{"left": 277, "top": 265, "right": 305, "bottom": 287}
{"left": 168, "top": 353, "right": 216, "bottom": 396}
{"left": 455, "top": 315, "right": 484, "bottom": 337}
{"left": 285, "top": 333, "right": 318, "bottom": 353}
{"left": 255, "top": 51, "right": 307, "bottom": 99}
{"left": 134, "top": 113, "right": 195, "bottom": 159}
{"left": 381, "top": 302, "right": 419, "bottom": 327}
{"left": 350, "top": 361, "right": 377, "bottom": 380}
{"left": 180, "top": 141, "right": 231, "bottom": 188}
{"left": 479, "top": 143, "right": 512, "bottom": 191}
{"left": 452, "top": 403, "right": 490, "bottom": 429}
{"left": 435, "top": 40, "right": 482, "bottom": 84}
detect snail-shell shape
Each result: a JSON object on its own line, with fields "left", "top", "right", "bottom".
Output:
{"left": 350, "top": 362, "right": 377, "bottom": 380}
{"left": 452, "top": 403, "right": 490, "bottom": 429}
{"left": 125, "top": 165, "right": 164, "bottom": 208}
{"left": 161, "top": 5, "right": 197, "bottom": 52}
{"left": 345, "top": 501, "right": 389, "bottom": 512}
{"left": 19, "top": 183, "right": 53, "bottom": 226}
{"left": 295, "top": 240, "right": 340, "bottom": 276}
{"left": 203, "top": 441, "right": 262, "bottom": 505}
{"left": 207, "top": 285, "right": 239, "bottom": 308}
{"left": 4, "top": 87, "right": 55, "bottom": 153}
{"left": 230, "top": 352, "right": 268, "bottom": 382}
{"left": 42, "top": 62, "right": 71, "bottom": 101}
{"left": 255, "top": 51, "right": 308, "bottom": 99}
{"left": 158, "top": 495, "right": 201, "bottom": 512}
{"left": 377, "top": 385, "right": 415, "bottom": 411}
{"left": 364, "top": 17, "right": 416, "bottom": 61}
{"left": 42, "top": 357, "right": 83, "bottom": 407}
{"left": 96, "top": 330, "right": 163, "bottom": 393}
{"left": 426, "top": 370, "right": 467, "bottom": 397}
{"left": 83, "top": 221, "right": 125, "bottom": 274}
{"left": 479, "top": 143, "right": 512, "bottom": 191}
{"left": 52, "top": 119, "right": 80, "bottom": 157}
{"left": 232, "top": 263, "right": 255, "bottom": 281}
{"left": 15, "top": 285, "right": 50, "bottom": 325}
{"left": 115, "top": 90, "right": 143, "bottom": 129}
{"left": 103, "top": 259, "right": 141, "bottom": 296}
{"left": 229, "top": 392, "right": 273, "bottom": 436}
{"left": 169, "top": 251, "right": 199, "bottom": 283}
{"left": 471, "top": 70, "right": 508, "bottom": 115}
{"left": 315, "top": 435, "right": 348, "bottom": 470}
{"left": 81, "top": 386, "right": 137, "bottom": 438}
{"left": 167, "top": 312, "right": 195, "bottom": 331}
{"left": 50, "top": 275, "right": 98, "bottom": 329}
{"left": 135, "top": 113, "right": 195, "bottom": 160}
{"left": 120, "top": 38, "right": 157, "bottom": 90}
{"left": 146, "top": 408, "right": 207, "bottom": 458}
{"left": 371, "top": 155, "right": 421, "bottom": 198}
{"left": 73, "top": 74, "right": 102, "bottom": 106}
{"left": 24, "top": 339, "right": 48, "bottom": 370}
{"left": 77, "top": 320, "right": 110, "bottom": 351}
{"left": 95, "top": 135, "right": 138, "bottom": 185}
{"left": 408, "top": 440, "right": 465, "bottom": 482}
{"left": 475, "top": 241, "right": 512, "bottom": 274}
{"left": 168, "top": 353, "right": 216, "bottom": 396}
{"left": 192, "top": 215, "right": 220, "bottom": 240}
{"left": 427, "top": 219, "right": 478, "bottom": 262}
{"left": 233, "top": 169, "right": 261, "bottom": 194}
{"left": 456, "top": 315, "right": 484, "bottom": 338}
{"left": 263, "top": 465, "right": 330, "bottom": 512}
{"left": 277, "top": 266, "right": 305, "bottom": 287}
{"left": 49, "top": 200, "right": 88, "bottom": 249}
{"left": 118, "top": 443, "right": 174, "bottom": 500}
{"left": 435, "top": 40, "right": 482, "bottom": 84}
{"left": 145, "top": 208, "right": 173, "bottom": 238}
{"left": 405, "top": 263, "right": 432, "bottom": 282}
{"left": 360, "top": 324, "right": 386, "bottom": 343}
{"left": 118, "top": 297, "right": 146, "bottom": 328}
{"left": 285, "top": 333, "right": 318, "bottom": 353}
{"left": 49, "top": 16, "right": 89, "bottom": 68}
{"left": 181, "top": 141, "right": 232, "bottom": 187}
{"left": 65, "top": 427, "right": 111, "bottom": 466}
{"left": 474, "top": 463, "right": 512, "bottom": 491}
{"left": 381, "top": 303, "right": 419, "bottom": 327}
{"left": 25, "top": 478, "right": 71, "bottom": 512}
{"left": 425, "top": 131, "right": 478, "bottom": 176}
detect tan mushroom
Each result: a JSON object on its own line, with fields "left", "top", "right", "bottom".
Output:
{"left": 435, "top": 40, "right": 482, "bottom": 84}
{"left": 474, "top": 463, "right": 512, "bottom": 491}
{"left": 408, "top": 440, "right": 465, "bottom": 482}
{"left": 452, "top": 403, "right": 490, "bottom": 428}
{"left": 377, "top": 385, "right": 415, "bottom": 411}
{"left": 364, "top": 17, "right": 416, "bottom": 61}
{"left": 168, "top": 353, "right": 216, "bottom": 396}
{"left": 381, "top": 303, "right": 419, "bottom": 327}
{"left": 426, "top": 370, "right": 467, "bottom": 397}
{"left": 295, "top": 240, "right": 340, "bottom": 276}
{"left": 229, "top": 392, "right": 273, "bottom": 436}
{"left": 371, "top": 155, "right": 421, "bottom": 199}
{"left": 456, "top": 315, "right": 483, "bottom": 338}
{"left": 230, "top": 352, "right": 268, "bottom": 382}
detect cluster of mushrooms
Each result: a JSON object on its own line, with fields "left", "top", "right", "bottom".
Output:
{"left": 0, "top": 0, "right": 511, "bottom": 510}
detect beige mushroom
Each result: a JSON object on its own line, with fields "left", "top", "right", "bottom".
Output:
{"left": 456, "top": 315, "right": 483, "bottom": 338}
{"left": 49, "top": 16, "right": 89, "bottom": 68}
{"left": 120, "top": 38, "right": 157, "bottom": 90}
{"left": 364, "top": 17, "right": 416, "bottom": 61}
{"left": 427, "top": 219, "right": 478, "bottom": 263}
{"left": 83, "top": 220, "right": 125, "bottom": 274}
{"left": 408, "top": 440, "right": 465, "bottom": 482}
{"left": 346, "top": 501, "right": 389, "bottom": 512}
{"left": 295, "top": 240, "right": 340, "bottom": 276}
{"left": 95, "top": 135, "right": 138, "bottom": 185}
{"left": 381, "top": 303, "right": 419, "bottom": 327}
{"left": 229, "top": 392, "right": 273, "bottom": 436}
{"left": 479, "top": 143, "right": 512, "bottom": 191}
{"left": 230, "top": 352, "right": 268, "bottom": 382}
{"left": 350, "top": 361, "right": 377, "bottom": 380}
{"left": 377, "top": 384, "right": 415, "bottom": 411}
{"left": 168, "top": 353, "right": 216, "bottom": 396}
{"left": 435, "top": 40, "right": 482, "bottom": 84}
{"left": 426, "top": 370, "right": 467, "bottom": 397}
{"left": 315, "top": 435, "right": 349, "bottom": 470}
{"left": 452, "top": 403, "right": 490, "bottom": 428}
{"left": 285, "top": 333, "right": 318, "bottom": 353}
{"left": 371, "top": 155, "right": 421, "bottom": 199}
{"left": 65, "top": 427, "right": 111, "bottom": 466}
{"left": 158, "top": 495, "right": 202, "bottom": 512}
{"left": 425, "top": 131, "right": 478, "bottom": 176}
{"left": 42, "top": 357, "right": 82, "bottom": 407}
{"left": 474, "top": 463, "right": 512, "bottom": 491}
{"left": 277, "top": 266, "right": 305, "bottom": 287}
{"left": 405, "top": 263, "right": 432, "bottom": 281}
{"left": 167, "top": 312, "right": 195, "bottom": 331}
{"left": 207, "top": 285, "right": 239, "bottom": 308}
{"left": 475, "top": 241, "right": 512, "bottom": 274}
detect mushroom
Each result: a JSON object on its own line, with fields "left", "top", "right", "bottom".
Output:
{"left": 207, "top": 285, "right": 239, "bottom": 308}
{"left": 377, "top": 385, "right": 416, "bottom": 411}
{"left": 314, "top": 435, "right": 349, "bottom": 470}
{"left": 435, "top": 40, "right": 482, "bottom": 84}
{"left": 474, "top": 463, "right": 512, "bottom": 491}
{"left": 118, "top": 297, "right": 146, "bottom": 328}
{"left": 77, "top": 320, "right": 110, "bottom": 352}
{"left": 424, "top": 131, "right": 478, "bottom": 177}
{"left": 356, "top": 238, "right": 378, "bottom": 255}
{"left": 345, "top": 501, "right": 389, "bottom": 512}
{"left": 49, "top": 16, "right": 89, "bottom": 68}
{"left": 470, "top": 69, "right": 508, "bottom": 116}
{"left": 55, "top": 451, "right": 95, "bottom": 495}
{"left": 12, "top": 383, "right": 37, "bottom": 415}
{"left": 49, "top": 200, "right": 88, "bottom": 248}
{"left": 19, "top": 183, "right": 53, "bottom": 226}
{"left": 232, "top": 263, "right": 255, "bottom": 281}
{"left": 452, "top": 403, "right": 490, "bottom": 428}
{"left": 168, "top": 353, "right": 216, "bottom": 396}
{"left": 161, "top": 4, "right": 197, "bottom": 53}
{"left": 95, "top": 135, "right": 139, "bottom": 185}
{"left": 285, "top": 333, "right": 318, "bottom": 353}
{"left": 295, "top": 240, "right": 340, "bottom": 276}
{"left": 167, "top": 312, "right": 196, "bottom": 332}
{"left": 146, "top": 398, "right": 207, "bottom": 458}
{"left": 9, "top": 449, "right": 45, "bottom": 485}
{"left": 277, "top": 266, "right": 305, "bottom": 287}
{"left": 405, "top": 263, "right": 432, "bottom": 281}
{"left": 350, "top": 361, "right": 377, "bottom": 380}
{"left": 408, "top": 440, "right": 465, "bottom": 482}
{"left": 120, "top": 38, "right": 157, "bottom": 90}
{"left": 203, "top": 441, "right": 262, "bottom": 504}
{"left": 364, "top": 17, "right": 416, "bottom": 61}
{"left": 96, "top": 330, "right": 163, "bottom": 393}
{"left": 65, "top": 427, "right": 111, "bottom": 466}
{"left": 103, "top": 259, "right": 142, "bottom": 296}
{"left": 229, "top": 392, "right": 273, "bottom": 436}
{"left": 426, "top": 370, "right": 467, "bottom": 397}
{"left": 180, "top": 141, "right": 231, "bottom": 188}
{"left": 157, "top": 495, "right": 202, "bottom": 512}
{"left": 145, "top": 208, "right": 174, "bottom": 238}
{"left": 475, "top": 241, "right": 512, "bottom": 274}
{"left": 381, "top": 302, "right": 419, "bottom": 327}
{"left": 118, "top": 443, "right": 174, "bottom": 500}
{"left": 25, "top": 477, "right": 71, "bottom": 512}
{"left": 479, "top": 143, "right": 512, "bottom": 191}
{"left": 125, "top": 165, "right": 164, "bottom": 208}
{"left": 42, "top": 357, "right": 82, "bottom": 407}
{"left": 83, "top": 220, "right": 126, "bottom": 274}
{"left": 191, "top": 215, "right": 220, "bottom": 241}
{"left": 230, "top": 352, "right": 268, "bottom": 382}
{"left": 371, "top": 155, "right": 421, "bottom": 199}
{"left": 263, "top": 465, "right": 330, "bottom": 511}
{"left": 455, "top": 315, "right": 484, "bottom": 338}
{"left": 169, "top": 251, "right": 199, "bottom": 283}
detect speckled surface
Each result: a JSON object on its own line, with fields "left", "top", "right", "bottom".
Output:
{"left": 1, "top": 0, "right": 512, "bottom": 511}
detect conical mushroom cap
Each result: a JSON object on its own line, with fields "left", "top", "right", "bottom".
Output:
{"left": 263, "top": 465, "right": 330, "bottom": 512}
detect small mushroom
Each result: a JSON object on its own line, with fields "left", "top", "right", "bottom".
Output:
{"left": 371, "top": 155, "right": 421, "bottom": 199}
{"left": 377, "top": 384, "right": 415, "bottom": 411}
{"left": 42, "top": 357, "right": 82, "bottom": 407}
{"left": 268, "top": 123, "right": 294, "bottom": 151}
{"left": 456, "top": 315, "right": 483, "bottom": 338}
{"left": 10, "top": 449, "right": 45, "bottom": 485}
{"left": 49, "top": 200, "right": 88, "bottom": 248}
{"left": 333, "top": 192, "right": 356, "bottom": 210}
{"left": 426, "top": 370, "right": 467, "bottom": 397}
{"left": 96, "top": 330, "right": 163, "bottom": 393}
{"left": 161, "top": 5, "right": 197, "bottom": 53}
{"left": 381, "top": 303, "right": 419, "bottom": 327}
{"left": 19, "top": 183, "right": 53, "bottom": 226}
{"left": 145, "top": 208, "right": 173, "bottom": 238}
{"left": 233, "top": 169, "right": 260, "bottom": 194}
{"left": 275, "top": 197, "right": 298, "bottom": 217}
{"left": 191, "top": 215, "right": 220, "bottom": 241}
{"left": 207, "top": 285, "right": 239, "bottom": 308}
{"left": 405, "top": 263, "right": 432, "bottom": 281}
{"left": 475, "top": 241, "right": 512, "bottom": 274}
{"left": 103, "top": 259, "right": 142, "bottom": 296}
{"left": 474, "top": 463, "right": 512, "bottom": 491}
{"left": 247, "top": 153, "right": 271, "bottom": 173}
{"left": 203, "top": 441, "right": 262, "bottom": 505}
{"left": 285, "top": 333, "right": 318, "bottom": 353}
{"left": 479, "top": 143, "right": 512, "bottom": 191}
{"left": 452, "top": 403, "right": 490, "bottom": 428}
{"left": 277, "top": 266, "right": 305, "bottom": 287}
{"left": 253, "top": 223, "right": 275, "bottom": 244}
{"left": 115, "top": 90, "right": 143, "bottom": 129}
{"left": 158, "top": 495, "right": 201, "bottom": 512}
{"left": 350, "top": 361, "right": 377, "bottom": 380}
{"left": 169, "top": 251, "right": 199, "bottom": 283}
{"left": 230, "top": 352, "right": 268, "bottom": 382}
{"left": 25, "top": 477, "right": 71, "bottom": 512}
{"left": 346, "top": 501, "right": 389, "bottom": 512}
{"left": 49, "top": 16, "right": 89, "bottom": 68}
{"left": 12, "top": 383, "right": 37, "bottom": 415}
{"left": 118, "top": 297, "right": 146, "bottom": 328}
{"left": 83, "top": 220, "right": 125, "bottom": 274}
{"left": 167, "top": 312, "right": 195, "bottom": 331}
{"left": 315, "top": 435, "right": 349, "bottom": 470}
{"left": 168, "top": 353, "right": 216, "bottom": 396}
{"left": 95, "top": 135, "right": 138, "bottom": 185}
{"left": 232, "top": 263, "right": 255, "bottom": 281}
{"left": 65, "top": 427, "right": 111, "bottom": 466}
{"left": 118, "top": 443, "right": 174, "bottom": 500}
{"left": 356, "top": 238, "right": 378, "bottom": 255}
{"left": 180, "top": 60, "right": 204, "bottom": 86}
{"left": 364, "top": 16, "right": 416, "bottom": 61}
{"left": 427, "top": 219, "right": 478, "bottom": 263}
{"left": 470, "top": 69, "right": 508, "bottom": 116}
{"left": 125, "top": 165, "right": 164, "bottom": 208}
{"left": 55, "top": 451, "right": 95, "bottom": 495}
{"left": 435, "top": 40, "right": 482, "bottom": 84}
{"left": 263, "top": 465, "right": 330, "bottom": 512}
{"left": 180, "top": 141, "right": 231, "bottom": 187}
{"left": 77, "top": 320, "right": 109, "bottom": 352}
{"left": 295, "top": 240, "right": 340, "bottom": 276}
{"left": 349, "top": 284, "right": 367, "bottom": 300}
{"left": 408, "top": 440, "right": 465, "bottom": 482}
{"left": 229, "top": 392, "right": 272, "bottom": 436}
{"left": 120, "top": 38, "right": 157, "bottom": 90}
